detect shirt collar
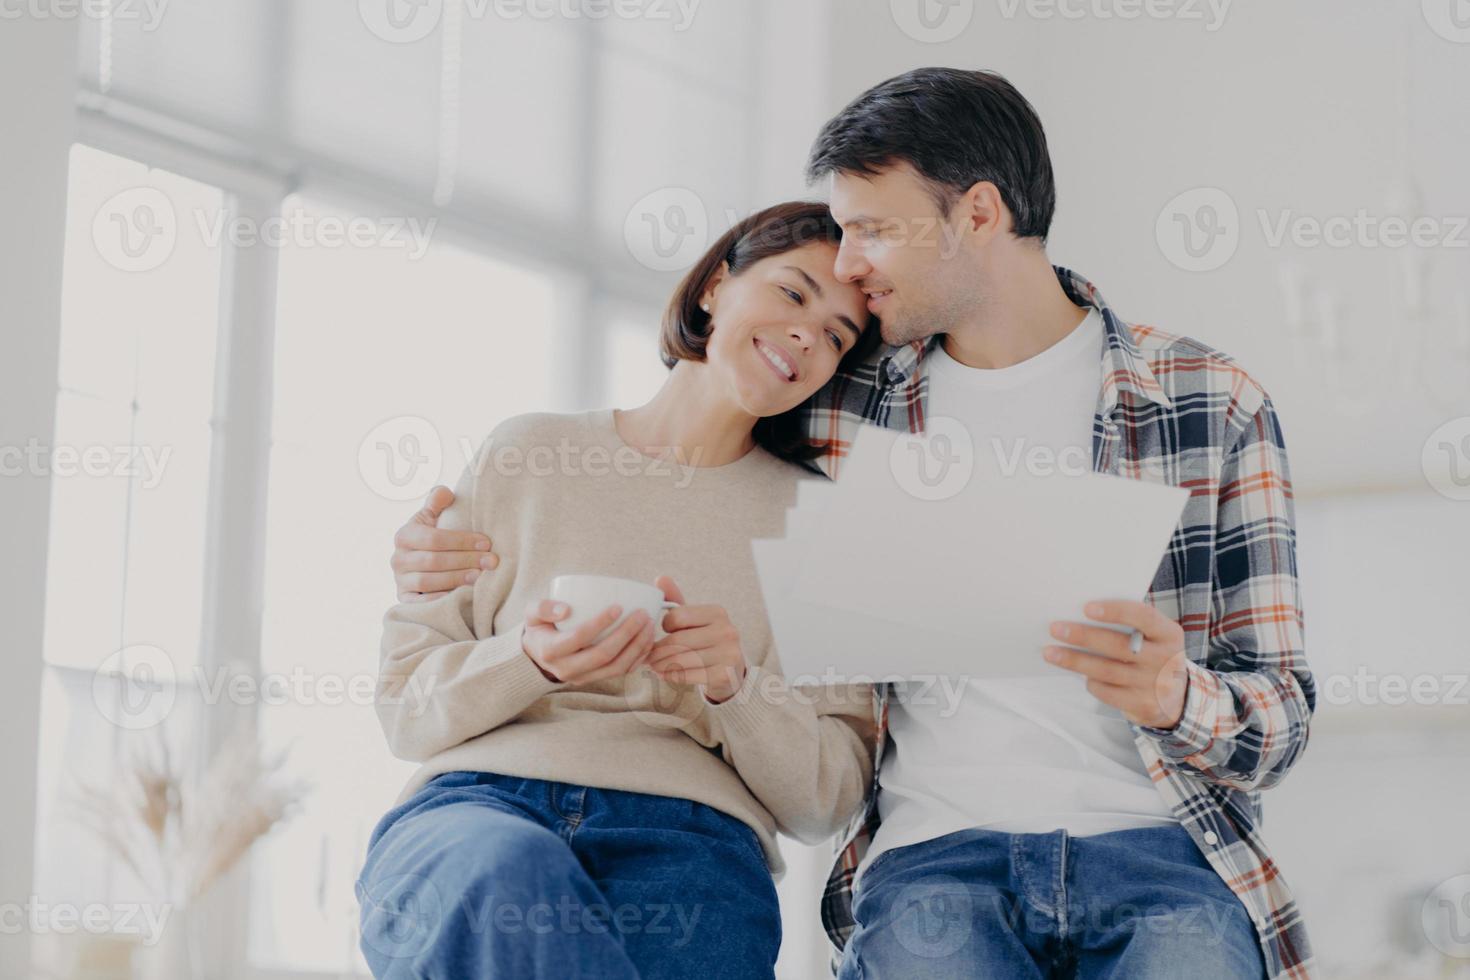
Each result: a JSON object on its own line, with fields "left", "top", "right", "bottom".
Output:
{"left": 876, "top": 266, "right": 1173, "bottom": 414}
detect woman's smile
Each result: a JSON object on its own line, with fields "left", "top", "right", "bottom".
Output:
{"left": 753, "top": 336, "right": 800, "bottom": 382}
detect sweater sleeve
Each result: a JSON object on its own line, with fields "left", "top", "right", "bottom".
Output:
{"left": 698, "top": 664, "right": 877, "bottom": 845}
{"left": 376, "top": 435, "right": 562, "bottom": 762}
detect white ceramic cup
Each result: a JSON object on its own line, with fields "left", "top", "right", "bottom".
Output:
{"left": 548, "top": 574, "right": 679, "bottom": 645}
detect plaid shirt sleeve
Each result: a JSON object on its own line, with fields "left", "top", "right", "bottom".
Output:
{"left": 1139, "top": 392, "right": 1317, "bottom": 792}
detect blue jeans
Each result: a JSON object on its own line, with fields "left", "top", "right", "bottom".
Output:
{"left": 356, "top": 771, "right": 781, "bottom": 979}
{"left": 839, "top": 824, "right": 1266, "bottom": 980}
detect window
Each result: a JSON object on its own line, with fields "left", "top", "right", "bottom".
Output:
{"left": 43, "top": 144, "right": 223, "bottom": 676}
{"left": 606, "top": 305, "right": 671, "bottom": 408}
{"left": 34, "top": 143, "right": 225, "bottom": 936}
{"left": 248, "top": 194, "right": 563, "bottom": 973}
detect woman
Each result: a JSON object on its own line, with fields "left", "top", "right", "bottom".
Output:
{"left": 358, "top": 201, "right": 882, "bottom": 979}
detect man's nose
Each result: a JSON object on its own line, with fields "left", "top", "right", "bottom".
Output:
{"left": 833, "top": 241, "right": 869, "bottom": 284}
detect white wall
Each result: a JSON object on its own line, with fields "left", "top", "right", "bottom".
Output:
{"left": 822, "top": 0, "right": 1470, "bottom": 496}
{"left": 0, "top": 11, "right": 79, "bottom": 978}
{"left": 1273, "top": 490, "right": 1470, "bottom": 974}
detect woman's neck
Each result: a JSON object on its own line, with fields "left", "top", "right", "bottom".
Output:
{"left": 615, "top": 362, "right": 759, "bottom": 468}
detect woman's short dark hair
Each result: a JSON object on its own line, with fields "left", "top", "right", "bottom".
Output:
{"left": 805, "top": 67, "right": 1056, "bottom": 243}
{"left": 659, "top": 200, "right": 882, "bottom": 467}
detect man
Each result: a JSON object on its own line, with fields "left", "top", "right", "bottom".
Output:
{"left": 389, "top": 68, "right": 1316, "bottom": 979}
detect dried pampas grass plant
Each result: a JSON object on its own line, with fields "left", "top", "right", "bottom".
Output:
{"left": 66, "top": 728, "right": 308, "bottom": 907}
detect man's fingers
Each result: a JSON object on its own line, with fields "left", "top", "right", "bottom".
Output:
{"left": 415, "top": 485, "right": 457, "bottom": 523}
{"left": 395, "top": 549, "right": 499, "bottom": 574}
{"left": 1083, "top": 678, "right": 1132, "bottom": 711}
{"left": 1043, "top": 646, "right": 1133, "bottom": 686}
{"left": 393, "top": 520, "right": 493, "bottom": 556}
{"left": 397, "top": 569, "right": 480, "bottom": 595}
{"left": 398, "top": 589, "right": 452, "bottom": 604}
{"left": 1049, "top": 621, "right": 1137, "bottom": 661}
{"left": 1083, "top": 600, "right": 1173, "bottom": 640}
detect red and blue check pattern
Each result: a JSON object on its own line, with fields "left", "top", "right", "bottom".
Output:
{"left": 810, "top": 268, "right": 1318, "bottom": 979}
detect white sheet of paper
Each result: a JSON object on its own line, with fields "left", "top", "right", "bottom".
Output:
{"left": 764, "top": 425, "right": 1188, "bottom": 680}
{"left": 753, "top": 534, "right": 1001, "bottom": 683}
{"left": 795, "top": 476, "right": 838, "bottom": 513}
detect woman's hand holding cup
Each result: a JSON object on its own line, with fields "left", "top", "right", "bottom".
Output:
{"left": 520, "top": 599, "right": 656, "bottom": 685}
{"left": 645, "top": 575, "right": 749, "bottom": 704}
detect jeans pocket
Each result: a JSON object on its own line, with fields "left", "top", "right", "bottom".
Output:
{"left": 856, "top": 843, "right": 906, "bottom": 889}
{"left": 689, "top": 801, "right": 766, "bottom": 865}
{"left": 731, "top": 819, "right": 768, "bottom": 868}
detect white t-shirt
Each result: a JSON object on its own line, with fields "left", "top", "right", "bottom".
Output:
{"left": 859, "top": 309, "right": 1177, "bottom": 882}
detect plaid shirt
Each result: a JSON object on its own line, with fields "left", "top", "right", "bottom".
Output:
{"left": 809, "top": 267, "right": 1318, "bottom": 979}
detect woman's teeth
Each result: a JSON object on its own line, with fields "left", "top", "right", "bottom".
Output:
{"left": 756, "top": 340, "right": 796, "bottom": 380}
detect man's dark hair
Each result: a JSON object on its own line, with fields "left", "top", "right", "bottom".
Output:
{"left": 806, "top": 67, "right": 1056, "bottom": 243}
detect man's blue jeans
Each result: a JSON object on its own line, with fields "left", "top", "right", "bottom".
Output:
{"left": 839, "top": 824, "right": 1266, "bottom": 979}
{"left": 356, "top": 771, "right": 781, "bottom": 979}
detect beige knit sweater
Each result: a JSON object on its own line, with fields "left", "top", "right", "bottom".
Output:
{"left": 377, "top": 409, "right": 876, "bottom": 874}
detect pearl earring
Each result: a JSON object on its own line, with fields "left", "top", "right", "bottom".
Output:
{"left": 701, "top": 302, "right": 710, "bottom": 312}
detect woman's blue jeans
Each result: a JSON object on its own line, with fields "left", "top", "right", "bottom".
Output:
{"left": 356, "top": 771, "right": 781, "bottom": 979}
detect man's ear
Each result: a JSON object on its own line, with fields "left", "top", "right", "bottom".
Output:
{"left": 699, "top": 260, "right": 730, "bottom": 313}
{"left": 955, "top": 181, "right": 1008, "bottom": 244}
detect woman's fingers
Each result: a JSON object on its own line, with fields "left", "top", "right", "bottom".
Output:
{"left": 651, "top": 622, "right": 730, "bottom": 653}
{"left": 648, "top": 649, "right": 707, "bottom": 678}
{"left": 523, "top": 597, "right": 576, "bottom": 629}
{"left": 552, "top": 609, "right": 650, "bottom": 679}
{"left": 522, "top": 604, "right": 621, "bottom": 682}
{"left": 581, "top": 621, "right": 657, "bottom": 683}
{"left": 645, "top": 641, "right": 689, "bottom": 668}
{"left": 650, "top": 654, "right": 741, "bottom": 694}
{"left": 655, "top": 574, "right": 686, "bottom": 606}
{"left": 542, "top": 605, "right": 621, "bottom": 654}
{"left": 659, "top": 604, "right": 726, "bottom": 632}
